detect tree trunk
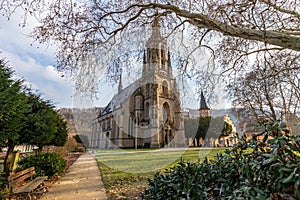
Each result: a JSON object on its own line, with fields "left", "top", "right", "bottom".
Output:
{"left": 36, "top": 145, "right": 43, "bottom": 155}
{"left": 192, "top": 138, "right": 196, "bottom": 146}
{"left": 196, "top": 137, "right": 200, "bottom": 147}
{"left": 3, "top": 144, "right": 15, "bottom": 178}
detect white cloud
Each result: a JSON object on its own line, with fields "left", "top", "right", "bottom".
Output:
{"left": 0, "top": 50, "right": 74, "bottom": 107}
{"left": 0, "top": 10, "right": 56, "bottom": 60}
{"left": 0, "top": 11, "right": 76, "bottom": 108}
{"left": 44, "top": 65, "right": 66, "bottom": 84}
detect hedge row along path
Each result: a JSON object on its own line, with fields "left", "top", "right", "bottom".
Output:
{"left": 41, "top": 152, "right": 107, "bottom": 200}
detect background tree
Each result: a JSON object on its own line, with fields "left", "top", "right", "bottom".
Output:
{"left": 185, "top": 116, "right": 224, "bottom": 146}
{"left": 195, "top": 116, "right": 211, "bottom": 147}
{"left": 0, "top": 59, "right": 68, "bottom": 177}
{"left": 227, "top": 51, "right": 300, "bottom": 133}
{"left": 205, "top": 116, "right": 224, "bottom": 141}
{"left": 19, "top": 92, "right": 68, "bottom": 151}
{"left": 0, "top": 60, "right": 27, "bottom": 177}
{"left": 184, "top": 118, "right": 199, "bottom": 139}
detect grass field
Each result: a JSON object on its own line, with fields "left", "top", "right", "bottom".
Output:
{"left": 95, "top": 148, "right": 226, "bottom": 199}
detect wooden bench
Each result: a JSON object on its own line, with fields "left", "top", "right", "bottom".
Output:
{"left": 8, "top": 166, "right": 48, "bottom": 194}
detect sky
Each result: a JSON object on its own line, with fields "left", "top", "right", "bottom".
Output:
{"left": 0, "top": 12, "right": 231, "bottom": 110}
{"left": 0, "top": 13, "right": 75, "bottom": 108}
{"left": 0, "top": 12, "right": 116, "bottom": 109}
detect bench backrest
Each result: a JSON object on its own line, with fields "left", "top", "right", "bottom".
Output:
{"left": 8, "top": 166, "right": 36, "bottom": 188}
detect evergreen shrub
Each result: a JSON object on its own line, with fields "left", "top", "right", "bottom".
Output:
{"left": 18, "top": 152, "right": 66, "bottom": 177}
{"left": 142, "top": 120, "right": 300, "bottom": 199}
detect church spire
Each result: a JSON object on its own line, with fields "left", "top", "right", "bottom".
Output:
{"left": 167, "top": 48, "right": 171, "bottom": 66}
{"left": 167, "top": 48, "right": 173, "bottom": 76}
{"left": 200, "top": 91, "right": 209, "bottom": 110}
{"left": 153, "top": 16, "right": 160, "bottom": 28}
{"left": 199, "top": 91, "right": 210, "bottom": 118}
{"left": 151, "top": 17, "right": 162, "bottom": 38}
{"left": 146, "top": 17, "right": 166, "bottom": 50}
{"left": 143, "top": 49, "right": 146, "bottom": 64}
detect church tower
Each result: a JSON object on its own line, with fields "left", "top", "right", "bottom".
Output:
{"left": 118, "top": 73, "right": 123, "bottom": 93}
{"left": 138, "top": 18, "right": 184, "bottom": 148}
{"left": 96, "top": 17, "right": 186, "bottom": 149}
{"left": 142, "top": 18, "right": 173, "bottom": 79}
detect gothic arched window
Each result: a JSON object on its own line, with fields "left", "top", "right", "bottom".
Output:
{"left": 163, "top": 102, "right": 170, "bottom": 124}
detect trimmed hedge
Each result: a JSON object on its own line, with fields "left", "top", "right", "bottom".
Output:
{"left": 142, "top": 120, "right": 300, "bottom": 199}
{"left": 18, "top": 152, "right": 66, "bottom": 177}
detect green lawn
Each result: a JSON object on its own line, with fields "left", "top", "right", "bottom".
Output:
{"left": 95, "top": 148, "right": 226, "bottom": 199}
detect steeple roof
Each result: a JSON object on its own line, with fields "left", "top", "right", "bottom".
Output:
{"left": 146, "top": 17, "right": 166, "bottom": 48}
{"left": 167, "top": 48, "right": 171, "bottom": 66}
{"left": 200, "top": 91, "right": 210, "bottom": 110}
{"left": 118, "top": 73, "right": 123, "bottom": 93}
{"left": 143, "top": 50, "right": 146, "bottom": 64}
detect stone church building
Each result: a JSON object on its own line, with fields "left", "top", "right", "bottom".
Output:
{"left": 90, "top": 20, "right": 187, "bottom": 148}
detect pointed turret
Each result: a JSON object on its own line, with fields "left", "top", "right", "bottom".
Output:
{"left": 167, "top": 48, "right": 171, "bottom": 66}
{"left": 167, "top": 48, "right": 173, "bottom": 76}
{"left": 200, "top": 91, "right": 209, "bottom": 109}
{"left": 142, "top": 50, "right": 147, "bottom": 77}
{"left": 143, "top": 49, "right": 146, "bottom": 64}
{"left": 199, "top": 91, "right": 210, "bottom": 117}
{"left": 118, "top": 73, "right": 123, "bottom": 93}
{"left": 146, "top": 17, "right": 164, "bottom": 46}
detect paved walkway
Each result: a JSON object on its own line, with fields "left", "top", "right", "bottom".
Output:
{"left": 41, "top": 153, "right": 107, "bottom": 200}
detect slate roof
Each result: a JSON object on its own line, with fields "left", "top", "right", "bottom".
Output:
{"left": 200, "top": 91, "right": 210, "bottom": 110}
{"left": 99, "top": 78, "right": 141, "bottom": 117}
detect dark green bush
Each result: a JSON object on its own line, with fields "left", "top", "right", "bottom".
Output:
{"left": 142, "top": 120, "right": 300, "bottom": 199}
{"left": 0, "top": 172, "right": 7, "bottom": 191}
{"left": 18, "top": 152, "right": 66, "bottom": 177}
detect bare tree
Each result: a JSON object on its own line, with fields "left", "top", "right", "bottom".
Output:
{"left": 1, "top": 0, "right": 300, "bottom": 107}
{"left": 227, "top": 50, "right": 300, "bottom": 133}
